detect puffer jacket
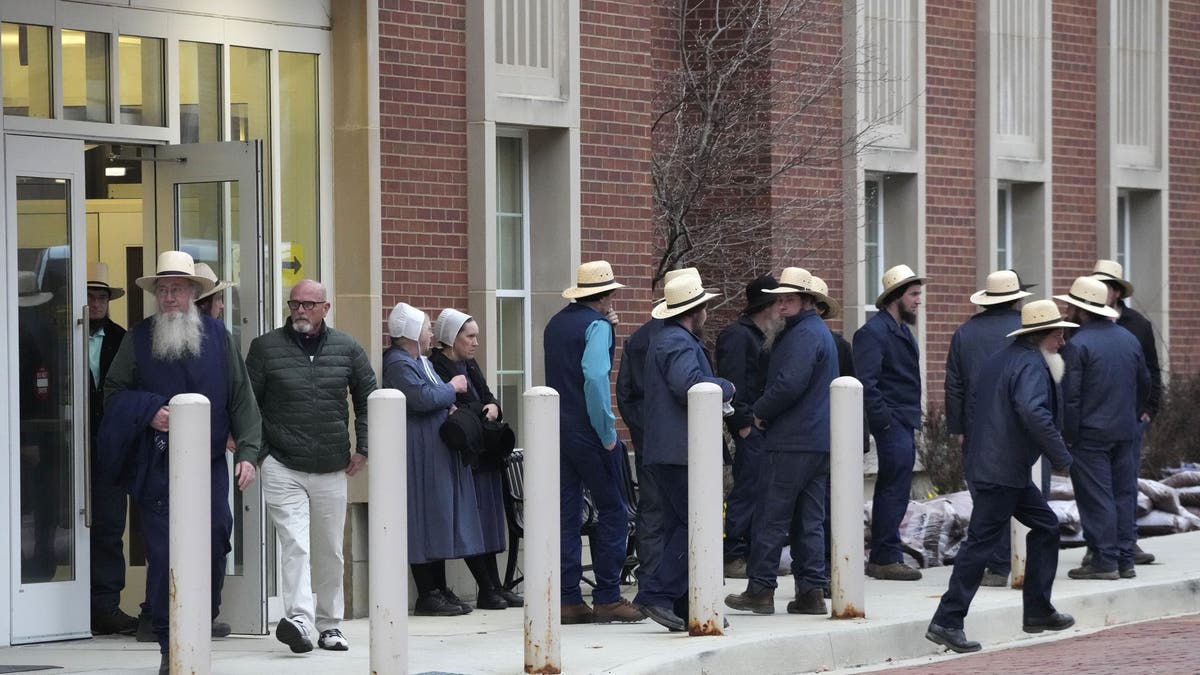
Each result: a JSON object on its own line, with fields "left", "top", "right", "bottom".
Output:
{"left": 245, "top": 319, "right": 377, "bottom": 473}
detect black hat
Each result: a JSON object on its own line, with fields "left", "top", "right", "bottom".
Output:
{"left": 743, "top": 274, "right": 779, "bottom": 314}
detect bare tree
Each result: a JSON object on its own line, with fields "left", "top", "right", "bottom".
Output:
{"left": 651, "top": 0, "right": 875, "bottom": 308}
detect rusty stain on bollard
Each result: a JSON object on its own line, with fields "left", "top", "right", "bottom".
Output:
{"left": 1011, "top": 573, "right": 1025, "bottom": 590}
{"left": 831, "top": 604, "right": 865, "bottom": 620}
{"left": 688, "top": 617, "right": 724, "bottom": 636}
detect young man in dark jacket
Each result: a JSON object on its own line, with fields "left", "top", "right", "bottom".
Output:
{"left": 853, "top": 264, "right": 925, "bottom": 581}
{"left": 246, "top": 279, "right": 377, "bottom": 653}
{"left": 926, "top": 300, "right": 1077, "bottom": 653}
{"left": 715, "top": 274, "right": 779, "bottom": 579}
{"left": 725, "top": 267, "right": 838, "bottom": 616}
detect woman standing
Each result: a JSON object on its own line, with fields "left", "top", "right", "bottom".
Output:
{"left": 383, "top": 302, "right": 485, "bottom": 616}
{"left": 430, "top": 309, "right": 524, "bottom": 609}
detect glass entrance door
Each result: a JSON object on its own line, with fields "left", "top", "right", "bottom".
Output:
{"left": 5, "top": 134, "right": 89, "bottom": 643}
{"left": 151, "top": 140, "right": 266, "bottom": 635}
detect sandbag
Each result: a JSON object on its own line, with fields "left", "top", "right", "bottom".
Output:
{"left": 1139, "top": 479, "right": 1183, "bottom": 515}
{"left": 1137, "top": 492, "right": 1153, "bottom": 517}
{"left": 1048, "top": 475, "right": 1074, "bottom": 501}
{"left": 1162, "top": 471, "right": 1200, "bottom": 489}
{"left": 1137, "top": 510, "right": 1189, "bottom": 536}
{"left": 1048, "top": 500, "right": 1080, "bottom": 534}
{"left": 1178, "top": 486, "right": 1200, "bottom": 508}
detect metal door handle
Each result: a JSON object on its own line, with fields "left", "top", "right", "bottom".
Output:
{"left": 80, "top": 304, "right": 92, "bottom": 528}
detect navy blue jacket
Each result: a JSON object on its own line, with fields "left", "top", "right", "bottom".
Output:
{"left": 966, "top": 341, "right": 1072, "bottom": 488}
{"left": 1117, "top": 304, "right": 1162, "bottom": 418}
{"left": 642, "top": 322, "right": 734, "bottom": 466}
{"left": 753, "top": 310, "right": 838, "bottom": 453}
{"left": 853, "top": 311, "right": 922, "bottom": 435}
{"left": 944, "top": 306, "right": 1020, "bottom": 436}
{"left": 1061, "top": 319, "right": 1150, "bottom": 445}
{"left": 716, "top": 315, "right": 769, "bottom": 435}
{"left": 615, "top": 317, "right": 664, "bottom": 450}
{"left": 544, "top": 303, "right": 616, "bottom": 444}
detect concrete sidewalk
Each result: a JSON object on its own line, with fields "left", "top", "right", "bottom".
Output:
{"left": 4, "top": 531, "right": 1200, "bottom": 674}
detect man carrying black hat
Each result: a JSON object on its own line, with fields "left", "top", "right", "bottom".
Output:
{"left": 716, "top": 274, "right": 782, "bottom": 578}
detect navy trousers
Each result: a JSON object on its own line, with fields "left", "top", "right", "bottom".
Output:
{"left": 632, "top": 448, "right": 664, "bottom": 587}
{"left": 633, "top": 464, "right": 688, "bottom": 609}
{"left": 964, "top": 480, "right": 1012, "bottom": 576}
{"left": 869, "top": 424, "right": 915, "bottom": 565}
{"left": 723, "top": 428, "right": 766, "bottom": 562}
{"left": 747, "top": 452, "right": 829, "bottom": 592}
{"left": 90, "top": 438, "right": 130, "bottom": 614}
{"left": 932, "top": 482, "right": 1059, "bottom": 629}
{"left": 560, "top": 430, "right": 628, "bottom": 605}
{"left": 140, "top": 455, "right": 233, "bottom": 652}
{"left": 1070, "top": 438, "right": 1138, "bottom": 571}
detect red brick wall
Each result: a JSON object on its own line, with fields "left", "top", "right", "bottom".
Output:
{"left": 1170, "top": 1, "right": 1200, "bottom": 371}
{"left": 924, "top": 0, "right": 978, "bottom": 411}
{"left": 378, "top": 1, "right": 470, "bottom": 328}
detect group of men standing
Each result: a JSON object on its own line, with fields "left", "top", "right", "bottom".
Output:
{"left": 547, "top": 255, "right": 1158, "bottom": 648}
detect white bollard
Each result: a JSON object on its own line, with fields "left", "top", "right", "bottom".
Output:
{"left": 169, "top": 394, "right": 211, "bottom": 675}
{"left": 524, "top": 387, "right": 561, "bottom": 674}
{"left": 830, "top": 377, "right": 865, "bottom": 619}
{"left": 1009, "top": 457, "right": 1043, "bottom": 589}
{"left": 369, "top": 389, "right": 407, "bottom": 675}
{"left": 687, "top": 382, "right": 725, "bottom": 635}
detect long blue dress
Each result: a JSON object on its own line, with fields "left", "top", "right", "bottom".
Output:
{"left": 383, "top": 347, "right": 486, "bottom": 564}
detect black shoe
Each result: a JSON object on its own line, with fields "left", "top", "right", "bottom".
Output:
{"left": 1023, "top": 611, "right": 1074, "bottom": 633}
{"left": 926, "top": 622, "right": 981, "bottom": 653}
{"left": 786, "top": 588, "right": 827, "bottom": 615}
{"left": 636, "top": 603, "right": 686, "bottom": 632}
{"left": 275, "top": 616, "right": 314, "bottom": 654}
{"left": 159, "top": 653, "right": 168, "bottom": 675}
{"left": 441, "top": 588, "right": 473, "bottom": 614}
{"left": 822, "top": 586, "right": 831, "bottom": 600}
{"left": 1134, "top": 545, "right": 1156, "bottom": 565}
{"left": 91, "top": 608, "right": 139, "bottom": 635}
{"left": 211, "top": 620, "right": 231, "bottom": 638}
{"left": 724, "top": 583, "right": 775, "bottom": 614}
{"left": 1119, "top": 566, "right": 1137, "bottom": 579}
{"left": 136, "top": 613, "right": 157, "bottom": 643}
{"left": 1068, "top": 565, "right": 1119, "bottom": 580}
{"left": 475, "top": 588, "right": 509, "bottom": 610}
{"left": 498, "top": 587, "right": 524, "bottom": 608}
{"left": 413, "top": 590, "right": 466, "bottom": 617}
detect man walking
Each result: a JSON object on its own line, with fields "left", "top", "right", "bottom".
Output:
{"left": 632, "top": 274, "right": 733, "bottom": 631}
{"left": 1056, "top": 276, "right": 1149, "bottom": 580}
{"left": 85, "top": 262, "right": 135, "bottom": 635}
{"left": 716, "top": 274, "right": 779, "bottom": 579}
{"left": 725, "top": 267, "right": 838, "bottom": 616}
{"left": 246, "top": 279, "right": 377, "bottom": 653}
{"left": 544, "top": 261, "right": 645, "bottom": 624}
{"left": 854, "top": 264, "right": 925, "bottom": 581}
{"left": 101, "top": 251, "right": 261, "bottom": 675}
{"left": 926, "top": 299, "right": 1077, "bottom": 653}
{"left": 943, "top": 269, "right": 1031, "bottom": 587}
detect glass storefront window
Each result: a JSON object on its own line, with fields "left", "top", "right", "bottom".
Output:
{"left": 179, "top": 41, "right": 222, "bottom": 143}
{"left": 229, "top": 46, "right": 275, "bottom": 316}
{"left": 118, "top": 35, "right": 165, "bottom": 126}
{"left": 61, "top": 29, "right": 110, "bottom": 122}
{"left": 2, "top": 23, "right": 52, "bottom": 118}
{"left": 495, "top": 133, "right": 529, "bottom": 443}
{"left": 279, "top": 51, "right": 320, "bottom": 298}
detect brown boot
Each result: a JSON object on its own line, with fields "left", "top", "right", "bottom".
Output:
{"left": 786, "top": 588, "right": 827, "bottom": 615}
{"left": 724, "top": 583, "right": 775, "bottom": 614}
{"left": 561, "top": 602, "right": 594, "bottom": 624}
{"left": 593, "top": 598, "right": 646, "bottom": 623}
{"left": 866, "top": 562, "right": 922, "bottom": 581}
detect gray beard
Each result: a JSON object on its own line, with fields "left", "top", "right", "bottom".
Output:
{"left": 152, "top": 304, "right": 203, "bottom": 361}
{"left": 1042, "top": 350, "right": 1065, "bottom": 383}
{"left": 760, "top": 315, "right": 787, "bottom": 351}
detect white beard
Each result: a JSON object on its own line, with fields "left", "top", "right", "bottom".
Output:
{"left": 152, "top": 303, "right": 203, "bottom": 361}
{"left": 760, "top": 315, "right": 787, "bottom": 351}
{"left": 1041, "top": 350, "right": 1065, "bottom": 383}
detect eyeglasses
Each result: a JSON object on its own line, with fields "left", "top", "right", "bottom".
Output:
{"left": 287, "top": 300, "right": 326, "bottom": 311}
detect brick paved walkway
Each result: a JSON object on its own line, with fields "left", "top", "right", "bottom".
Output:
{"left": 872, "top": 614, "right": 1200, "bottom": 674}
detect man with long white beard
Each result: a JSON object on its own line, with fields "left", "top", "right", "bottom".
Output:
{"left": 101, "top": 251, "right": 261, "bottom": 675}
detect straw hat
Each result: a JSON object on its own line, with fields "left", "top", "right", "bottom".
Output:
{"left": 87, "top": 261, "right": 125, "bottom": 300}
{"left": 969, "top": 270, "right": 1032, "bottom": 306}
{"left": 651, "top": 274, "right": 720, "bottom": 320}
{"left": 654, "top": 267, "right": 710, "bottom": 305}
{"left": 562, "top": 260, "right": 625, "bottom": 300}
{"left": 388, "top": 302, "right": 427, "bottom": 341}
{"left": 135, "top": 250, "right": 216, "bottom": 295}
{"left": 1090, "top": 259, "right": 1134, "bottom": 299}
{"left": 876, "top": 264, "right": 926, "bottom": 308}
{"left": 17, "top": 271, "right": 52, "bottom": 307}
{"left": 809, "top": 275, "right": 841, "bottom": 319}
{"left": 194, "top": 262, "right": 237, "bottom": 301}
{"left": 435, "top": 308, "right": 472, "bottom": 346}
{"left": 1006, "top": 299, "right": 1079, "bottom": 337}
{"left": 763, "top": 267, "right": 813, "bottom": 295}
{"left": 1054, "top": 276, "right": 1119, "bottom": 319}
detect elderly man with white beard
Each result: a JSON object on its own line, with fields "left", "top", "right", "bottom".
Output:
{"left": 101, "top": 251, "right": 261, "bottom": 675}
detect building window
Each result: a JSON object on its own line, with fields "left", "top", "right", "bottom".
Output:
{"left": 1116, "top": 190, "right": 1131, "bottom": 275}
{"left": 1, "top": 23, "right": 52, "bottom": 118}
{"left": 997, "top": 183, "right": 1013, "bottom": 270}
{"left": 495, "top": 132, "right": 531, "bottom": 438}
{"left": 179, "top": 41, "right": 222, "bottom": 143}
{"left": 61, "top": 29, "right": 110, "bottom": 122}
{"left": 118, "top": 35, "right": 165, "bottom": 126}
{"left": 865, "top": 175, "right": 885, "bottom": 302}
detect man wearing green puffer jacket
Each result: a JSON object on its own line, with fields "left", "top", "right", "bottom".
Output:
{"left": 245, "top": 279, "right": 376, "bottom": 654}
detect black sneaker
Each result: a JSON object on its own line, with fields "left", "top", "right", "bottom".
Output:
{"left": 91, "top": 608, "right": 138, "bottom": 636}
{"left": 136, "top": 613, "right": 157, "bottom": 643}
{"left": 475, "top": 588, "right": 509, "bottom": 610}
{"left": 498, "top": 587, "right": 524, "bottom": 608}
{"left": 441, "top": 588, "right": 473, "bottom": 614}
{"left": 414, "top": 590, "right": 466, "bottom": 617}
{"left": 275, "top": 616, "right": 314, "bottom": 654}
{"left": 318, "top": 628, "right": 349, "bottom": 651}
